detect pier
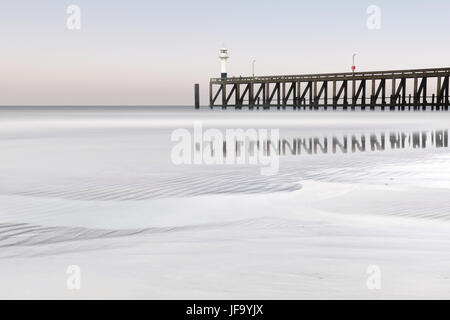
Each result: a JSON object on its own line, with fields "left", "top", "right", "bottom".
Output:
{"left": 209, "top": 67, "right": 450, "bottom": 110}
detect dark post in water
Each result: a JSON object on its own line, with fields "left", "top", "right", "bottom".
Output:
{"left": 194, "top": 84, "right": 200, "bottom": 109}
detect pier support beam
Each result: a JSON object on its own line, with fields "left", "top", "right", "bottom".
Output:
{"left": 314, "top": 81, "right": 328, "bottom": 108}
{"left": 437, "top": 76, "right": 449, "bottom": 110}
{"left": 235, "top": 84, "right": 241, "bottom": 109}
{"left": 333, "top": 80, "right": 348, "bottom": 110}
{"left": 416, "top": 77, "right": 428, "bottom": 110}
{"left": 443, "top": 76, "right": 449, "bottom": 110}
{"left": 414, "top": 77, "right": 418, "bottom": 110}
{"left": 437, "top": 77, "right": 442, "bottom": 110}
{"left": 352, "top": 80, "right": 366, "bottom": 109}
{"left": 296, "top": 81, "right": 301, "bottom": 109}
{"left": 390, "top": 78, "right": 396, "bottom": 111}
{"left": 249, "top": 83, "right": 254, "bottom": 109}
{"left": 300, "top": 82, "right": 313, "bottom": 109}
{"left": 253, "top": 83, "right": 264, "bottom": 109}
{"left": 221, "top": 83, "right": 227, "bottom": 109}
{"left": 283, "top": 82, "right": 296, "bottom": 108}
{"left": 391, "top": 78, "right": 406, "bottom": 110}
{"left": 332, "top": 81, "right": 337, "bottom": 110}
{"left": 370, "top": 79, "right": 376, "bottom": 110}
{"left": 209, "top": 82, "right": 213, "bottom": 108}
{"left": 226, "top": 84, "right": 236, "bottom": 108}
{"left": 264, "top": 83, "right": 270, "bottom": 109}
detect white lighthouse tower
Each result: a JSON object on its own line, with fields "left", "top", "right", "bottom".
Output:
{"left": 219, "top": 48, "right": 229, "bottom": 79}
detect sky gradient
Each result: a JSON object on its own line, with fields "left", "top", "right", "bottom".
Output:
{"left": 1, "top": 0, "right": 449, "bottom": 105}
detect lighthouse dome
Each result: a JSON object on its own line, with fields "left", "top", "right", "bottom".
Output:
{"left": 219, "top": 48, "right": 228, "bottom": 59}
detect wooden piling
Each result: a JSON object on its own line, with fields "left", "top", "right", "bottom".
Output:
{"left": 194, "top": 84, "right": 200, "bottom": 109}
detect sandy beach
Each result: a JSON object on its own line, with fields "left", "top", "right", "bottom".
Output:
{"left": 1, "top": 107, "right": 450, "bottom": 299}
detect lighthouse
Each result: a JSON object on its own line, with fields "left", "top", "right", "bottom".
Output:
{"left": 219, "top": 48, "right": 229, "bottom": 79}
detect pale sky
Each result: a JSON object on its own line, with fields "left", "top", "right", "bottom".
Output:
{"left": 1, "top": 0, "right": 449, "bottom": 106}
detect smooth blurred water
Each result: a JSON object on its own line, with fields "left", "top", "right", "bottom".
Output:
{"left": 2, "top": 107, "right": 450, "bottom": 299}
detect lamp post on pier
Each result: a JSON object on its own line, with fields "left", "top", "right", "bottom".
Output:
{"left": 352, "top": 53, "right": 357, "bottom": 105}
{"left": 352, "top": 53, "right": 357, "bottom": 75}
{"left": 252, "top": 59, "right": 256, "bottom": 77}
